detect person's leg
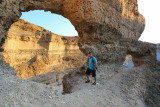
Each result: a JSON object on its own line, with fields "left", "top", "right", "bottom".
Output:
{"left": 85, "top": 68, "right": 90, "bottom": 83}
{"left": 94, "top": 76, "right": 96, "bottom": 83}
{"left": 92, "top": 70, "right": 96, "bottom": 85}
{"left": 86, "top": 74, "right": 90, "bottom": 81}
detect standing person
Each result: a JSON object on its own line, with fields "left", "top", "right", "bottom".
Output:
{"left": 85, "top": 52, "right": 97, "bottom": 85}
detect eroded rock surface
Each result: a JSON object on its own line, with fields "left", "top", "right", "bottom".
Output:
{"left": 0, "top": 0, "right": 145, "bottom": 64}
{"left": 2, "top": 19, "right": 86, "bottom": 79}
{"left": 128, "top": 41, "right": 156, "bottom": 67}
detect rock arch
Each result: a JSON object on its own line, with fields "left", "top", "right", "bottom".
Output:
{"left": 0, "top": 0, "right": 145, "bottom": 64}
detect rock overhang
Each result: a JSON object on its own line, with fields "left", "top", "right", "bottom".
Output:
{"left": 0, "top": 0, "right": 145, "bottom": 64}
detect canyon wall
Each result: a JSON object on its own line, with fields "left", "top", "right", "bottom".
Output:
{"left": 2, "top": 19, "right": 86, "bottom": 79}
{"left": 0, "top": 0, "right": 145, "bottom": 64}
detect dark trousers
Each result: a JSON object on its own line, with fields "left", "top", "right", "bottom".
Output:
{"left": 85, "top": 68, "right": 96, "bottom": 77}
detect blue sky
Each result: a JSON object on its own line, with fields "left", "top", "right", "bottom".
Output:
{"left": 20, "top": 10, "right": 78, "bottom": 36}
{"left": 20, "top": 0, "right": 160, "bottom": 43}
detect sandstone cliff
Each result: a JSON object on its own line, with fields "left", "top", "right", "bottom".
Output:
{"left": 2, "top": 19, "right": 86, "bottom": 79}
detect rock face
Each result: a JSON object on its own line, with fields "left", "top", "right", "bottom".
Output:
{"left": 157, "top": 44, "right": 160, "bottom": 52}
{"left": 2, "top": 19, "right": 86, "bottom": 79}
{"left": 0, "top": 0, "right": 145, "bottom": 64}
{"left": 127, "top": 41, "right": 156, "bottom": 67}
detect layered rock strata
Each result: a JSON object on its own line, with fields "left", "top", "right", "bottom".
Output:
{"left": 2, "top": 19, "right": 86, "bottom": 79}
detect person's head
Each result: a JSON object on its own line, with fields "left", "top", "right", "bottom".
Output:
{"left": 88, "top": 52, "right": 93, "bottom": 57}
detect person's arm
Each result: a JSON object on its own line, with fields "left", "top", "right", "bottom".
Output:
{"left": 93, "top": 61, "right": 97, "bottom": 70}
{"left": 87, "top": 54, "right": 89, "bottom": 59}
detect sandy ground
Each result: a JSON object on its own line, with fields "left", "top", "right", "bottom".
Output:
{"left": 0, "top": 52, "right": 149, "bottom": 107}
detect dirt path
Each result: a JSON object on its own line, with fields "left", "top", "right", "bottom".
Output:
{"left": 0, "top": 60, "right": 147, "bottom": 107}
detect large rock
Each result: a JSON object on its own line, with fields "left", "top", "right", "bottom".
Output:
{"left": 0, "top": 0, "right": 145, "bottom": 64}
{"left": 2, "top": 19, "right": 86, "bottom": 79}
{"left": 127, "top": 41, "right": 157, "bottom": 68}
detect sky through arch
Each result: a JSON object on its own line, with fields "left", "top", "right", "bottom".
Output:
{"left": 20, "top": 10, "right": 78, "bottom": 36}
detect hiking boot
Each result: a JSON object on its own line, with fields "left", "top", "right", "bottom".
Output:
{"left": 92, "top": 82, "right": 96, "bottom": 85}
{"left": 85, "top": 80, "right": 90, "bottom": 83}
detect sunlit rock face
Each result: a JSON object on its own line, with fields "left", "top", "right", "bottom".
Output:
{"left": 0, "top": 0, "right": 145, "bottom": 64}
{"left": 2, "top": 19, "right": 86, "bottom": 79}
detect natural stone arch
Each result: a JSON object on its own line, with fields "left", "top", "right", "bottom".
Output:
{"left": 127, "top": 41, "right": 156, "bottom": 68}
{"left": 2, "top": 1, "right": 160, "bottom": 106}
{"left": 0, "top": 0, "right": 145, "bottom": 64}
